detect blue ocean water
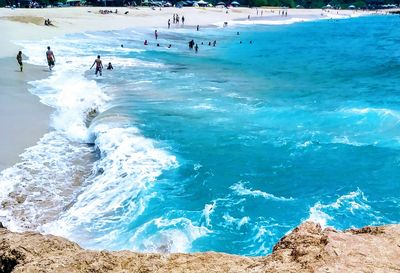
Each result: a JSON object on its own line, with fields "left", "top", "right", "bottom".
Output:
{"left": 3, "top": 15, "right": 400, "bottom": 256}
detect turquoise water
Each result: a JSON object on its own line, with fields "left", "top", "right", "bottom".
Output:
{"left": 8, "top": 15, "right": 400, "bottom": 256}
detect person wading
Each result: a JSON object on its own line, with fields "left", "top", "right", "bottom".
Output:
{"left": 16, "top": 51, "right": 23, "bottom": 72}
{"left": 90, "top": 55, "right": 103, "bottom": 76}
{"left": 46, "top": 46, "right": 55, "bottom": 71}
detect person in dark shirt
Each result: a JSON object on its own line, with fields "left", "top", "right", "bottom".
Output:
{"left": 16, "top": 51, "right": 23, "bottom": 72}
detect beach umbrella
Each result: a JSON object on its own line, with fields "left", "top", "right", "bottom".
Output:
{"left": 348, "top": 4, "right": 355, "bottom": 8}
{"left": 231, "top": 1, "right": 240, "bottom": 6}
{"left": 217, "top": 1, "right": 225, "bottom": 5}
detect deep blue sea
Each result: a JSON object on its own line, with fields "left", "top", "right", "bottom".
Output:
{"left": 1, "top": 15, "right": 400, "bottom": 256}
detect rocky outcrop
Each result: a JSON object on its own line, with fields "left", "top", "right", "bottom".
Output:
{"left": 0, "top": 222, "right": 399, "bottom": 273}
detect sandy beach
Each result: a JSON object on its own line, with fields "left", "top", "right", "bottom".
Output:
{"left": 0, "top": 58, "right": 51, "bottom": 171}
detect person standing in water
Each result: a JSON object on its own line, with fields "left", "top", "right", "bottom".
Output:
{"left": 195, "top": 43, "right": 198, "bottom": 53}
{"left": 46, "top": 46, "right": 55, "bottom": 71}
{"left": 16, "top": 51, "right": 23, "bottom": 72}
{"left": 188, "top": 39, "right": 194, "bottom": 49}
{"left": 182, "top": 16, "right": 185, "bottom": 25}
{"left": 90, "top": 55, "right": 103, "bottom": 76}
{"left": 154, "top": 29, "right": 158, "bottom": 40}
{"left": 168, "top": 19, "right": 171, "bottom": 29}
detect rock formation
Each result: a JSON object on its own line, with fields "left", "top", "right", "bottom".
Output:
{"left": 0, "top": 222, "right": 399, "bottom": 273}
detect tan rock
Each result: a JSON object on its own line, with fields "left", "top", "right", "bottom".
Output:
{"left": 0, "top": 222, "right": 399, "bottom": 273}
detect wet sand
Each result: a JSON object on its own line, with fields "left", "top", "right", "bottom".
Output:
{"left": 0, "top": 57, "right": 52, "bottom": 171}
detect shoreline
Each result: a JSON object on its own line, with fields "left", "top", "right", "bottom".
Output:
{"left": 0, "top": 57, "right": 52, "bottom": 171}
{"left": 0, "top": 7, "right": 375, "bottom": 59}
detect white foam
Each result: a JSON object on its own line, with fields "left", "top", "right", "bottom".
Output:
{"left": 308, "top": 202, "right": 333, "bottom": 227}
{"left": 192, "top": 103, "right": 222, "bottom": 112}
{"left": 129, "top": 217, "right": 209, "bottom": 253}
{"left": 230, "top": 181, "right": 293, "bottom": 201}
{"left": 0, "top": 132, "right": 94, "bottom": 231}
{"left": 331, "top": 136, "right": 364, "bottom": 147}
{"left": 340, "top": 107, "right": 400, "bottom": 120}
{"left": 237, "top": 216, "right": 250, "bottom": 229}
{"left": 213, "top": 11, "right": 366, "bottom": 28}
{"left": 203, "top": 201, "right": 216, "bottom": 227}
{"left": 221, "top": 212, "right": 252, "bottom": 231}
{"left": 42, "top": 124, "right": 178, "bottom": 245}
{"left": 306, "top": 189, "right": 370, "bottom": 228}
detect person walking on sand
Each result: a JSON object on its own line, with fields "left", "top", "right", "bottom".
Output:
{"left": 46, "top": 46, "right": 55, "bottom": 71}
{"left": 168, "top": 19, "right": 171, "bottom": 29}
{"left": 16, "top": 51, "right": 23, "bottom": 72}
{"left": 90, "top": 55, "right": 103, "bottom": 76}
{"left": 182, "top": 16, "right": 185, "bottom": 25}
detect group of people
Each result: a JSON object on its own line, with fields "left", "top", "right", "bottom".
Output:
{"left": 16, "top": 46, "right": 113, "bottom": 77}
{"left": 168, "top": 13, "right": 185, "bottom": 28}
{"left": 188, "top": 39, "right": 217, "bottom": 53}
{"left": 99, "top": 9, "right": 118, "bottom": 14}
{"left": 279, "top": 10, "right": 288, "bottom": 16}
{"left": 15, "top": 46, "right": 55, "bottom": 72}
{"left": 89, "top": 56, "right": 114, "bottom": 76}
{"left": 249, "top": 9, "right": 288, "bottom": 19}
{"left": 44, "top": 18, "right": 53, "bottom": 26}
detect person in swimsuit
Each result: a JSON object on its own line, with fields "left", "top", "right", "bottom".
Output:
{"left": 90, "top": 55, "right": 103, "bottom": 76}
{"left": 46, "top": 46, "right": 55, "bottom": 71}
{"left": 16, "top": 51, "right": 23, "bottom": 72}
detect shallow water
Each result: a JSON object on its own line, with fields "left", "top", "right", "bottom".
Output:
{"left": 1, "top": 15, "right": 400, "bottom": 256}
